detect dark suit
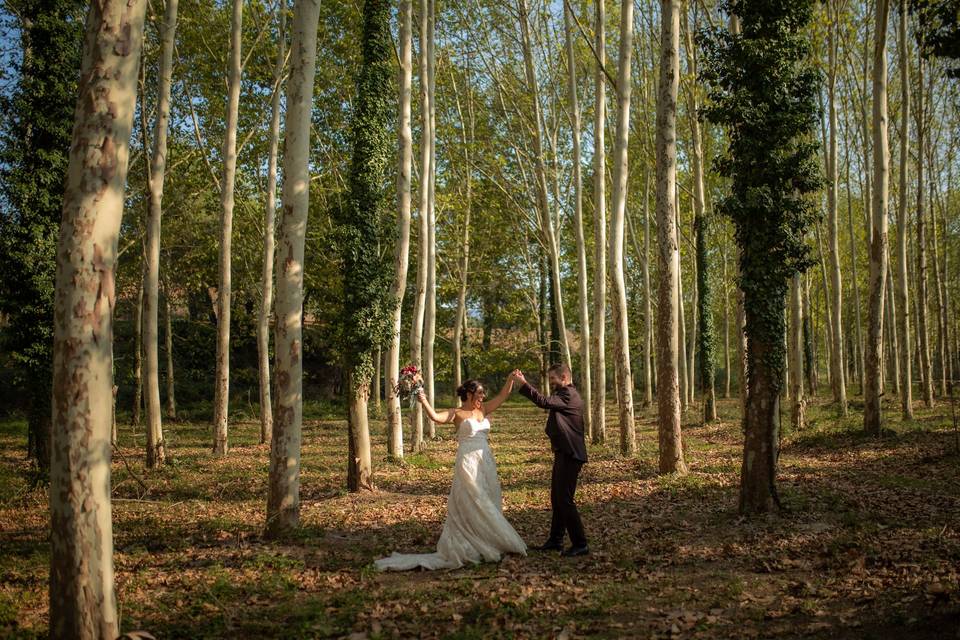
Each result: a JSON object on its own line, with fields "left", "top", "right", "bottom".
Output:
{"left": 519, "top": 382, "right": 587, "bottom": 547}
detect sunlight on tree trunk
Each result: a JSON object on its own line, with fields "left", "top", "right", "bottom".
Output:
{"left": 424, "top": 0, "right": 437, "bottom": 425}
{"left": 258, "top": 0, "right": 287, "bottom": 446}
{"left": 655, "top": 0, "right": 686, "bottom": 473}
{"left": 864, "top": 0, "right": 890, "bottom": 436}
{"left": 409, "top": 0, "right": 432, "bottom": 452}
{"left": 387, "top": 0, "right": 413, "bottom": 458}
{"left": 790, "top": 274, "right": 805, "bottom": 431}
{"left": 143, "top": 0, "right": 179, "bottom": 468}
{"left": 213, "top": 0, "right": 244, "bottom": 456}
{"left": 564, "top": 1, "right": 592, "bottom": 437}
{"left": 49, "top": 2, "right": 146, "bottom": 636}
{"left": 609, "top": 0, "right": 636, "bottom": 457}
{"left": 265, "top": 0, "right": 321, "bottom": 538}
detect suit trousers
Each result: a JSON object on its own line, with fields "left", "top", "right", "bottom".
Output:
{"left": 548, "top": 451, "right": 587, "bottom": 547}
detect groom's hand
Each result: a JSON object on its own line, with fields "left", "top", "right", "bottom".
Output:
{"left": 512, "top": 369, "right": 527, "bottom": 386}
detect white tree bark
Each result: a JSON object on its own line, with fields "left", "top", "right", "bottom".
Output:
{"left": 790, "top": 274, "right": 805, "bottom": 430}
{"left": 643, "top": 169, "right": 654, "bottom": 407}
{"left": 564, "top": 1, "right": 592, "bottom": 437}
{"left": 257, "top": 0, "right": 287, "bottom": 445}
{"left": 49, "top": 2, "right": 146, "bottom": 636}
{"left": 386, "top": 0, "right": 413, "bottom": 458}
{"left": 409, "top": 0, "right": 432, "bottom": 452}
{"left": 451, "top": 62, "right": 473, "bottom": 403}
{"left": 143, "top": 0, "right": 178, "bottom": 468}
{"left": 826, "top": 3, "right": 848, "bottom": 415}
{"left": 424, "top": 0, "right": 437, "bottom": 424}
{"left": 655, "top": 0, "right": 687, "bottom": 473}
{"left": 915, "top": 55, "right": 934, "bottom": 408}
{"left": 678, "top": 238, "right": 688, "bottom": 410}
{"left": 265, "top": 0, "right": 321, "bottom": 538}
{"left": 162, "top": 269, "right": 176, "bottom": 419}
{"left": 213, "top": 0, "right": 244, "bottom": 455}
{"left": 864, "top": 0, "right": 890, "bottom": 434}
{"left": 610, "top": 0, "right": 636, "bottom": 456}
{"left": 591, "top": 0, "right": 607, "bottom": 445}
{"left": 722, "top": 246, "right": 732, "bottom": 398}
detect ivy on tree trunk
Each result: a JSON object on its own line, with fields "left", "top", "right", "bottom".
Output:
{"left": 702, "top": 0, "right": 823, "bottom": 514}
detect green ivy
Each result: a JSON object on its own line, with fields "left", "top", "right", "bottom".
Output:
{"left": 700, "top": 0, "right": 823, "bottom": 393}
{"left": 336, "top": 0, "right": 395, "bottom": 385}
{"left": 0, "top": 1, "right": 86, "bottom": 469}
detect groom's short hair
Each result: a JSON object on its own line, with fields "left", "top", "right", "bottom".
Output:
{"left": 547, "top": 363, "right": 571, "bottom": 380}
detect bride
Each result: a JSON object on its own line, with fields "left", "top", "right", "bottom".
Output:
{"left": 374, "top": 375, "right": 527, "bottom": 571}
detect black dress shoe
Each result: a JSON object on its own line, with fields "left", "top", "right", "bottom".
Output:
{"left": 533, "top": 540, "right": 563, "bottom": 552}
{"left": 561, "top": 544, "right": 589, "bottom": 557}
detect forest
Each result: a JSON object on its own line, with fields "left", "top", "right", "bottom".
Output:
{"left": 0, "top": 0, "right": 958, "bottom": 638}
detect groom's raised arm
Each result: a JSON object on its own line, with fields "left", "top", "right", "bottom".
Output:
{"left": 519, "top": 382, "right": 569, "bottom": 411}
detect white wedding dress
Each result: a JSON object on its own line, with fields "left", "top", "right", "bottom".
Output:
{"left": 375, "top": 416, "right": 527, "bottom": 571}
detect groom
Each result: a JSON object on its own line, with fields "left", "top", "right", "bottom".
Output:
{"left": 512, "top": 364, "right": 589, "bottom": 557}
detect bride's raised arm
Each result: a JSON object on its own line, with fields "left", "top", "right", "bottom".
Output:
{"left": 482, "top": 375, "right": 514, "bottom": 416}
{"left": 416, "top": 391, "right": 457, "bottom": 424}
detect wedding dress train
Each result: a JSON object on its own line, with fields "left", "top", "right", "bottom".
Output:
{"left": 375, "top": 417, "right": 527, "bottom": 571}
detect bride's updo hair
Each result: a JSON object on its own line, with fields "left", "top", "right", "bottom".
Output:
{"left": 456, "top": 379, "right": 485, "bottom": 402}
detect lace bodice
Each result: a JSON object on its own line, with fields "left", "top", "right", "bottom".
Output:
{"left": 456, "top": 416, "right": 490, "bottom": 440}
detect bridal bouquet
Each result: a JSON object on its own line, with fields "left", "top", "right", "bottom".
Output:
{"left": 395, "top": 365, "right": 424, "bottom": 408}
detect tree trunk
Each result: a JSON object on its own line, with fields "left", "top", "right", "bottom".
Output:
{"left": 678, "top": 236, "right": 688, "bottom": 410}
{"left": 929, "top": 176, "right": 948, "bottom": 399}
{"left": 739, "top": 302, "right": 783, "bottom": 513}
{"left": 347, "top": 367, "right": 374, "bottom": 491}
{"left": 424, "top": 0, "right": 437, "bottom": 425}
{"left": 643, "top": 169, "right": 654, "bottom": 406}
{"left": 142, "top": 0, "right": 178, "bottom": 468}
{"left": 730, "top": 14, "right": 748, "bottom": 423}
{"left": 610, "top": 0, "right": 637, "bottom": 457}
{"left": 564, "top": 2, "right": 593, "bottom": 435}
{"left": 409, "top": 0, "right": 431, "bottom": 453}
{"left": 162, "top": 269, "right": 176, "bottom": 420}
{"left": 789, "top": 274, "right": 805, "bottom": 430}
{"left": 683, "top": 9, "right": 716, "bottom": 423}
{"left": 213, "top": 0, "right": 244, "bottom": 455}
{"left": 258, "top": 0, "right": 287, "bottom": 445}
{"left": 591, "top": 0, "right": 607, "bottom": 445}
{"left": 723, "top": 246, "right": 732, "bottom": 399}
{"left": 655, "top": 0, "right": 687, "bottom": 474}
{"left": 451, "top": 60, "right": 474, "bottom": 405}
{"left": 49, "top": 2, "right": 146, "bottom": 636}
{"left": 886, "top": 255, "right": 900, "bottom": 396}
{"left": 864, "top": 0, "right": 890, "bottom": 435}
{"left": 803, "top": 274, "right": 818, "bottom": 395}
{"left": 344, "top": 0, "right": 391, "bottom": 488}
{"left": 133, "top": 266, "right": 144, "bottom": 428}
{"left": 386, "top": 0, "right": 413, "bottom": 456}
{"left": 373, "top": 346, "right": 382, "bottom": 413}
{"left": 915, "top": 55, "right": 934, "bottom": 408}
{"left": 826, "top": 5, "right": 848, "bottom": 414}
{"left": 265, "top": 0, "right": 321, "bottom": 538}
{"left": 846, "top": 142, "right": 865, "bottom": 394}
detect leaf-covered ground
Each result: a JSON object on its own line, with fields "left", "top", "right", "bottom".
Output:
{"left": 2, "top": 395, "right": 959, "bottom": 639}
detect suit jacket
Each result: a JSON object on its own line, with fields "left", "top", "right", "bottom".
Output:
{"left": 519, "top": 382, "right": 587, "bottom": 463}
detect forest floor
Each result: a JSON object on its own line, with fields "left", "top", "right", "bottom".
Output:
{"left": 1, "top": 394, "right": 959, "bottom": 639}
